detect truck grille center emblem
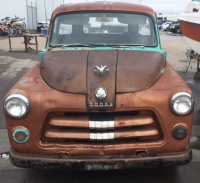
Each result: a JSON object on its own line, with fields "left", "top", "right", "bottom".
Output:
{"left": 94, "top": 65, "right": 109, "bottom": 75}
{"left": 95, "top": 88, "right": 107, "bottom": 99}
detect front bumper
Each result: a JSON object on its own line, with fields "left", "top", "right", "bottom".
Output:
{"left": 9, "top": 148, "right": 192, "bottom": 170}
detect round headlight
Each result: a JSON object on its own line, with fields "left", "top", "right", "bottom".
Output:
{"left": 4, "top": 94, "right": 31, "bottom": 119}
{"left": 171, "top": 92, "right": 194, "bottom": 115}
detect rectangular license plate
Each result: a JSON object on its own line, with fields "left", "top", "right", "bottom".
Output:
{"left": 84, "top": 163, "right": 118, "bottom": 170}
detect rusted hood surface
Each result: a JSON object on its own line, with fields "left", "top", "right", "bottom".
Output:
{"left": 41, "top": 50, "right": 165, "bottom": 96}
{"left": 41, "top": 50, "right": 88, "bottom": 94}
{"left": 117, "top": 51, "right": 166, "bottom": 93}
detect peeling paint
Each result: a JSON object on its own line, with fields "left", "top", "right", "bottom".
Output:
{"left": 160, "top": 67, "right": 165, "bottom": 74}
{"left": 19, "top": 79, "right": 30, "bottom": 86}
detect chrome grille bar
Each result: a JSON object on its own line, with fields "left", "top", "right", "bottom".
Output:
{"left": 89, "top": 120, "right": 114, "bottom": 130}
{"left": 90, "top": 131, "right": 115, "bottom": 140}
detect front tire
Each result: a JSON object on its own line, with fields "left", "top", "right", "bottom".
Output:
{"left": 176, "top": 28, "right": 181, "bottom": 34}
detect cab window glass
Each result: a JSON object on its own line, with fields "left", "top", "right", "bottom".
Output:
{"left": 51, "top": 12, "right": 157, "bottom": 47}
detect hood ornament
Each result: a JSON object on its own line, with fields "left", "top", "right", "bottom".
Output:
{"left": 94, "top": 65, "right": 109, "bottom": 75}
{"left": 95, "top": 88, "right": 107, "bottom": 100}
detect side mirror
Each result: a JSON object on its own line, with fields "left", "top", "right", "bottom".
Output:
{"left": 163, "top": 52, "right": 167, "bottom": 58}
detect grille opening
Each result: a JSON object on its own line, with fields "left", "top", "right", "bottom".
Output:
{"left": 40, "top": 110, "right": 163, "bottom": 144}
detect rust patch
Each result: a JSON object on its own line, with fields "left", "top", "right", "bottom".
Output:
{"left": 117, "top": 51, "right": 166, "bottom": 93}
{"left": 40, "top": 50, "right": 88, "bottom": 94}
{"left": 53, "top": 2, "right": 156, "bottom": 19}
{"left": 9, "top": 148, "right": 192, "bottom": 170}
{"left": 87, "top": 50, "right": 118, "bottom": 109}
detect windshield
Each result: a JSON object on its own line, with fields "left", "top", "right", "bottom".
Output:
{"left": 51, "top": 12, "right": 157, "bottom": 47}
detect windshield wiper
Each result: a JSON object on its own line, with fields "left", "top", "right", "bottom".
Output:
{"left": 49, "top": 43, "right": 95, "bottom": 48}
{"left": 112, "top": 45, "right": 146, "bottom": 48}
{"left": 50, "top": 44, "right": 146, "bottom": 49}
{"left": 62, "top": 43, "right": 96, "bottom": 48}
{"left": 93, "top": 44, "right": 146, "bottom": 48}
{"left": 110, "top": 46, "right": 133, "bottom": 48}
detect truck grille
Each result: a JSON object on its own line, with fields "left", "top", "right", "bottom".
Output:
{"left": 41, "top": 111, "right": 163, "bottom": 143}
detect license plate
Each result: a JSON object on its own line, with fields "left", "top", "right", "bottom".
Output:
{"left": 84, "top": 163, "right": 117, "bottom": 170}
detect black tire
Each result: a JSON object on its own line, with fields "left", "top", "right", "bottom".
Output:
{"left": 0, "top": 28, "right": 3, "bottom": 35}
{"left": 16, "top": 28, "right": 23, "bottom": 35}
{"left": 23, "top": 22, "right": 26, "bottom": 29}
{"left": 14, "top": 25, "right": 23, "bottom": 30}
{"left": 14, "top": 26, "right": 23, "bottom": 35}
{"left": 176, "top": 28, "right": 181, "bottom": 34}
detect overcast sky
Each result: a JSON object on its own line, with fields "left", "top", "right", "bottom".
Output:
{"left": 63, "top": 0, "right": 192, "bottom": 15}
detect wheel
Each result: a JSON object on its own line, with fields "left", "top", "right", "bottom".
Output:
{"left": 22, "top": 22, "right": 26, "bottom": 29}
{"left": 16, "top": 28, "right": 23, "bottom": 35}
{"left": 83, "top": 27, "right": 89, "bottom": 33}
{"left": 176, "top": 28, "right": 181, "bottom": 34}
{"left": 14, "top": 26, "right": 23, "bottom": 35}
{"left": 0, "top": 28, "right": 3, "bottom": 35}
{"left": 166, "top": 27, "right": 169, "bottom": 31}
{"left": 14, "top": 25, "right": 23, "bottom": 30}
{"left": 8, "top": 28, "right": 17, "bottom": 35}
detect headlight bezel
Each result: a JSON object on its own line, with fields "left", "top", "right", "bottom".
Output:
{"left": 4, "top": 94, "right": 31, "bottom": 119}
{"left": 171, "top": 92, "right": 194, "bottom": 116}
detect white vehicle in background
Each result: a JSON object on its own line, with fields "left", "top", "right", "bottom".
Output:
{"left": 161, "top": 22, "right": 173, "bottom": 31}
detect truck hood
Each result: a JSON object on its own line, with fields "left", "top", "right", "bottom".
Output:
{"left": 41, "top": 50, "right": 165, "bottom": 109}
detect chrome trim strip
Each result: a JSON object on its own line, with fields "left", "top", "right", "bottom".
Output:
{"left": 90, "top": 131, "right": 115, "bottom": 140}
{"left": 89, "top": 120, "right": 114, "bottom": 130}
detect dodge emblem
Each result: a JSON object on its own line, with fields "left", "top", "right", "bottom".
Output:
{"left": 95, "top": 88, "right": 107, "bottom": 99}
{"left": 94, "top": 65, "right": 109, "bottom": 75}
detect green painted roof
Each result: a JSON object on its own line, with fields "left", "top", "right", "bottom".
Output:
{"left": 192, "top": 0, "right": 200, "bottom": 2}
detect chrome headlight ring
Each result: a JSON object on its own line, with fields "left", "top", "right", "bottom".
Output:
{"left": 4, "top": 94, "right": 31, "bottom": 119}
{"left": 171, "top": 92, "right": 194, "bottom": 116}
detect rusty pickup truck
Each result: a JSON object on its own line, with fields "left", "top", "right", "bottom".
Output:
{"left": 3, "top": 1, "right": 194, "bottom": 170}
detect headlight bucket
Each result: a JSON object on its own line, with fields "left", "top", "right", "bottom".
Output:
{"left": 173, "top": 126, "right": 188, "bottom": 140}
{"left": 4, "top": 94, "right": 31, "bottom": 119}
{"left": 171, "top": 92, "right": 194, "bottom": 116}
{"left": 13, "top": 129, "right": 30, "bottom": 143}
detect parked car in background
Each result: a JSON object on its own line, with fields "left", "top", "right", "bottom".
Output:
{"left": 158, "top": 19, "right": 171, "bottom": 30}
{"left": 169, "top": 21, "right": 182, "bottom": 33}
{"left": 162, "top": 21, "right": 173, "bottom": 31}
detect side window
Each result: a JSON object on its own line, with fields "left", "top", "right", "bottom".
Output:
{"left": 139, "top": 18, "right": 150, "bottom": 35}
{"left": 59, "top": 24, "right": 72, "bottom": 35}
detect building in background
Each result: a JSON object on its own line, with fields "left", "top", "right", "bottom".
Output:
{"left": 37, "top": 0, "right": 63, "bottom": 23}
{"left": 0, "top": 0, "right": 142, "bottom": 32}
{"left": 0, "top": 0, "right": 63, "bottom": 32}
{"left": 157, "top": 14, "right": 178, "bottom": 21}
{"left": 0, "top": 0, "right": 31, "bottom": 28}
